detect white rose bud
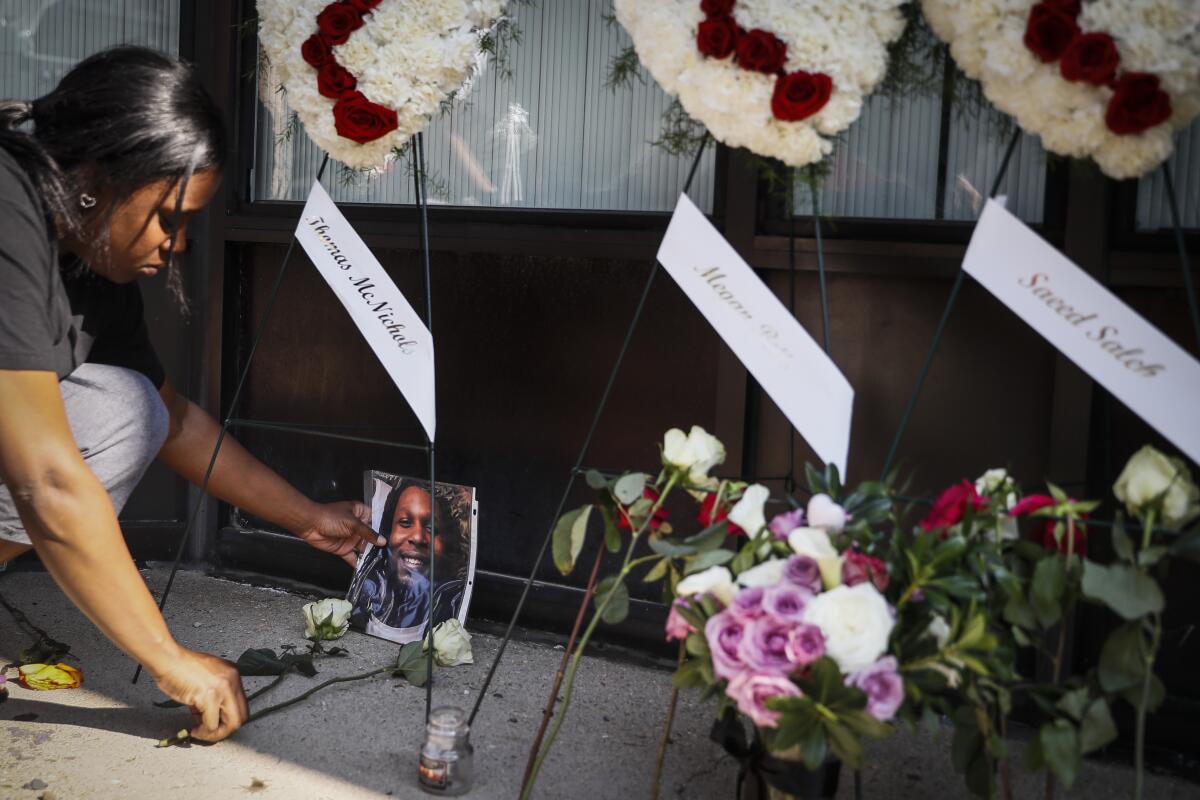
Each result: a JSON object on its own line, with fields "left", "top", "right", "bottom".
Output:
{"left": 303, "top": 598, "right": 353, "bottom": 641}
{"left": 736, "top": 558, "right": 787, "bottom": 588}
{"left": 802, "top": 583, "right": 895, "bottom": 674}
{"left": 805, "top": 493, "right": 847, "bottom": 533}
{"left": 425, "top": 619, "right": 474, "bottom": 667}
{"left": 1114, "top": 446, "right": 1200, "bottom": 529}
{"left": 788, "top": 526, "right": 844, "bottom": 589}
{"left": 728, "top": 484, "right": 770, "bottom": 537}
{"left": 662, "top": 425, "right": 726, "bottom": 485}
{"left": 676, "top": 565, "right": 736, "bottom": 606}
{"left": 975, "top": 468, "right": 1010, "bottom": 495}
{"left": 925, "top": 614, "right": 951, "bottom": 650}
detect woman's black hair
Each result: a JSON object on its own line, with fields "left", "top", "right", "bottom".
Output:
{"left": 0, "top": 46, "right": 226, "bottom": 307}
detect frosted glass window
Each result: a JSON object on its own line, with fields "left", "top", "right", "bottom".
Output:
{"left": 1136, "top": 124, "right": 1200, "bottom": 231}
{"left": 252, "top": 0, "right": 716, "bottom": 212}
{"left": 0, "top": 0, "right": 179, "bottom": 98}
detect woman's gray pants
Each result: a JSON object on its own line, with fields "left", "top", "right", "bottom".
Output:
{"left": 0, "top": 363, "right": 169, "bottom": 547}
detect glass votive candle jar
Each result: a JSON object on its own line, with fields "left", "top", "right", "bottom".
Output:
{"left": 418, "top": 706, "right": 474, "bottom": 795}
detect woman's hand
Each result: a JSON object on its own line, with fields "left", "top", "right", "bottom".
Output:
{"left": 295, "top": 501, "right": 384, "bottom": 566}
{"left": 152, "top": 646, "right": 249, "bottom": 742}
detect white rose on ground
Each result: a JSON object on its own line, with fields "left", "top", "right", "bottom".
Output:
{"left": 736, "top": 558, "right": 787, "bottom": 589}
{"left": 425, "top": 619, "right": 474, "bottom": 667}
{"left": 676, "top": 565, "right": 736, "bottom": 606}
{"left": 302, "top": 598, "right": 352, "bottom": 641}
{"left": 1113, "top": 445, "right": 1200, "bottom": 529}
{"left": 662, "top": 426, "right": 726, "bottom": 485}
{"left": 802, "top": 583, "right": 895, "bottom": 674}
{"left": 787, "top": 527, "right": 843, "bottom": 589}
{"left": 728, "top": 484, "right": 770, "bottom": 537}
{"left": 805, "top": 494, "right": 847, "bottom": 533}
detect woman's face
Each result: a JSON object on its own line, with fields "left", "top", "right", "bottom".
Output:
{"left": 72, "top": 169, "right": 221, "bottom": 283}
{"left": 388, "top": 486, "right": 447, "bottom": 580}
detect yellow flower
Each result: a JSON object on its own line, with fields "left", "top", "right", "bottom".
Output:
{"left": 18, "top": 663, "right": 83, "bottom": 690}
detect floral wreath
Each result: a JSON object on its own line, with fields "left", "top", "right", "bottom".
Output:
{"left": 257, "top": 0, "right": 506, "bottom": 169}
{"left": 613, "top": 0, "right": 907, "bottom": 168}
{"left": 921, "top": 0, "right": 1200, "bottom": 180}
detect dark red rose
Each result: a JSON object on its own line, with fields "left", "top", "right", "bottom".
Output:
{"left": 919, "top": 480, "right": 987, "bottom": 532}
{"left": 1106, "top": 72, "right": 1172, "bottom": 135}
{"left": 301, "top": 34, "right": 333, "bottom": 68}
{"left": 346, "top": 0, "right": 383, "bottom": 13}
{"left": 771, "top": 71, "right": 833, "bottom": 121}
{"left": 842, "top": 549, "right": 889, "bottom": 592}
{"left": 616, "top": 487, "right": 669, "bottom": 532}
{"left": 697, "top": 15, "right": 740, "bottom": 59}
{"left": 332, "top": 91, "right": 398, "bottom": 144}
{"left": 1023, "top": 4, "right": 1080, "bottom": 63}
{"left": 316, "top": 2, "right": 364, "bottom": 46}
{"left": 1009, "top": 495, "right": 1087, "bottom": 557}
{"left": 700, "top": 0, "right": 735, "bottom": 16}
{"left": 1060, "top": 32, "right": 1120, "bottom": 85}
{"left": 697, "top": 492, "right": 745, "bottom": 536}
{"left": 317, "top": 62, "right": 357, "bottom": 99}
{"left": 1043, "top": 0, "right": 1081, "bottom": 16}
{"left": 736, "top": 29, "right": 787, "bottom": 74}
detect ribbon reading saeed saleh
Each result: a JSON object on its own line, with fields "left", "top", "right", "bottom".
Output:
{"left": 294, "top": 180, "right": 436, "bottom": 440}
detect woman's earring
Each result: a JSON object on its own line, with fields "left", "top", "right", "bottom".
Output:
{"left": 79, "top": 193, "right": 97, "bottom": 209}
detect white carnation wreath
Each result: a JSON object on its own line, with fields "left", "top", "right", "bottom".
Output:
{"left": 922, "top": 0, "right": 1200, "bottom": 180}
{"left": 257, "top": 0, "right": 505, "bottom": 169}
{"left": 613, "top": 0, "right": 907, "bottom": 168}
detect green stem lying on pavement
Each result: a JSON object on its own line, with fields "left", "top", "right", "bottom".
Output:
{"left": 246, "top": 666, "right": 393, "bottom": 725}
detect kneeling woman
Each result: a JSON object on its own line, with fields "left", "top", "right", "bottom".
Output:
{"left": 0, "top": 48, "right": 383, "bottom": 742}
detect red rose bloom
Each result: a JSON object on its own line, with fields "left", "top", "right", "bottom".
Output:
{"left": 1105, "top": 72, "right": 1172, "bottom": 135}
{"left": 1023, "top": 4, "right": 1080, "bottom": 63}
{"left": 1010, "top": 495, "right": 1087, "bottom": 556}
{"left": 316, "top": 3, "right": 364, "bottom": 46}
{"left": 317, "top": 63, "right": 358, "bottom": 99}
{"left": 700, "top": 0, "right": 735, "bottom": 16}
{"left": 736, "top": 29, "right": 787, "bottom": 74}
{"left": 616, "top": 487, "right": 670, "bottom": 532}
{"left": 771, "top": 71, "right": 833, "bottom": 121}
{"left": 697, "top": 15, "right": 740, "bottom": 60}
{"left": 1060, "top": 32, "right": 1120, "bottom": 85}
{"left": 697, "top": 492, "right": 745, "bottom": 536}
{"left": 332, "top": 92, "right": 398, "bottom": 144}
{"left": 919, "top": 480, "right": 987, "bottom": 532}
{"left": 301, "top": 34, "right": 333, "bottom": 68}
{"left": 842, "top": 549, "right": 889, "bottom": 592}
{"left": 346, "top": 0, "right": 383, "bottom": 12}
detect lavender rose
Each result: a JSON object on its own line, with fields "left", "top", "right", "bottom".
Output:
{"left": 768, "top": 507, "right": 805, "bottom": 540}
{"left": 738, "top": 616, "right": 795, "bottom": 674}
{"left": 726, "top": 672, "right": 802, "bottom": 728}
{"left": 784, "top": 623, "right": 826, "bottom": 667}
{"left": 763, "top": 583, "right": 812, "bottom": 624}
{"left": 783, "top": 555, "right": 822, "bottom": 593}
{"left": 847, "top": 656, "right": 904, "bottom": 722}
{"left": 730, "top": 586, "right": 767, "bottom": 620}
{"left": 705, "top": 611, "right": 748, "bottom": 680}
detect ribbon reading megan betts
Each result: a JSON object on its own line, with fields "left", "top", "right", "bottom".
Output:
{"left": 294, "top": 180, "right": 436, "bottom": 440}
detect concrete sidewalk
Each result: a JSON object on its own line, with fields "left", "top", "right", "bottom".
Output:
{"left": 0, "top": 569, "right": 1194, "bottom": 800}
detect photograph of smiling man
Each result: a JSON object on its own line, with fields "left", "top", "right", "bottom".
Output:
{"left": 346, "top": 471, "right": 477, "bottom": 645}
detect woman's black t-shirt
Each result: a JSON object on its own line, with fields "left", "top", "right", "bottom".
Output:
{"left": 0, "top": 148, "right": 165, "bottom": 388}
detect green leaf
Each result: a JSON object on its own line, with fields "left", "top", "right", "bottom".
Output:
{"left": 1047, "top": 482, "right": 1069, "bottom": 504}
{"left": 648, "top": 536, "right": 697, "bottom": 558}
{"left": 396, "top": 641, "right": 429, "bottom": 687}
{"left": 17, "top": 637, "right": 72, "bottom": 666}
{"left": 951, "top": 707, "right": 983, "bottom": 775}
{"left": 1039, "top": 720, "right": 1081, "bottom": 789}
{"left": 1055, "top": 687, "right": 1090, "bottom": 721}
{"left": 552, "top": 505, "right": 593, "bottom": 576}
{"left": 585, "top": 469, "right": 607, "bottom": 490}
{"left": 642, "top": 558, "right": 670, "bottom": 583}
{"left": 600, "top": 506, "right": 621, "bottom": 553}
{"left": 1079, "top": 699, "right": 1118, "bottom": 754}
{"left": 823, "top": 720, "right": 862, "bottom": 769}
{"left": 1081, "top": 560, "right": 1164, "bottom": 620}
{"left": 1112, "top": 517, "right": 1136, "bottom": 562}
{"left": 686, "top": 522, "right": 729, "bottom": 552}
{"left": 840, "top": 709, "right": 890, "bottom": 739}
{"left": 805, "top": 463, "right": 825, "bottom": 495}
{"left": 1138, "top": 546, "right": 1168, "bottom": 567}
{"left": 730, "top": 541, "right": 756, "bottom": 575}
{"left": 672, "top": 658, "right": 706, "bottom": 689}
{"left": 685, "top": 632, "right": 710, "bottom": 658}
{"left": 236, "top": 648, "right": 290, "bottom": 676}
{"left": 595, "top": 575, "right": 630, "bottom": 625}
{"left": 1120, "top": 672, "right": 1165, "bottom": 713}
{"left": 1003, "top": 594, "right": 1038, "bottom": 630}
{"left": 1031, "top": 556, "right": 1066, "bottom": 628}
{"left": 613, "top": 472, "right": 647, "bottom": 505}
{"left": 684, "top": 549, "right": 734, "bottom": 575}
{"left": 1098, "top": 622, "right": 1146, "bottom": 693}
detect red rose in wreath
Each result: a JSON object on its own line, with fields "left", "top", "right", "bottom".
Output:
{"left": 317, "top": 62, "right": 358, "bottom": 99}
{"left": 1024, "top": 3, "right": 1080, "bottom": 63}
{"left": 771, "top": 70, "right": 832, "bottom": 121}
{"left": 1060, "top": 32, "right": 1120, "bottom": 86}
{"left": 301, "top": 34, "right": 333, "bottom": 68}
{"left": 736, "top": 29, "right": 788, "bottom": 74}
{"left": 333, "top": 91, "right": 399, "bottom": 143}
{"left": 700, "top": 0, "right": 736, "bottom": 17}
{"left": 316, "top": 2, "right": 364, "bottom": 46}
{"left": 697, "top": 15, "right": 740, "bottom": 60}
{"left": 1105, "top": 72, "right": 1173, "bottom": 135}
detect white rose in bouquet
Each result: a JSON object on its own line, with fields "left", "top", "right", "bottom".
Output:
{"left": 662, "top": 426, "right": 726, "bottom": 485}
{"left": 676, "top": 565, "right": 736, "bottom": 606}
{"left": 788, "top": 527, "right": 843, "bottom": 589}
{"left": 805, "top": 493, "right": 847, "bottom": 533}
{"left": 425, "top": 619, "right": 474, "bottom": 667}
{"left": 728, "top": 484, "right": 770, "bottom": 537}
{"left": 302, "top": 598, "right": 352, "bottom": 641}
{"left": 736, "top": 558, "right": 787, "bottom": 588}
{"left": 802, "top": 583, "right": 895, "bottom": 674}
{"left": 1113, "top": 445, "right": 1200, "bottom": 529}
